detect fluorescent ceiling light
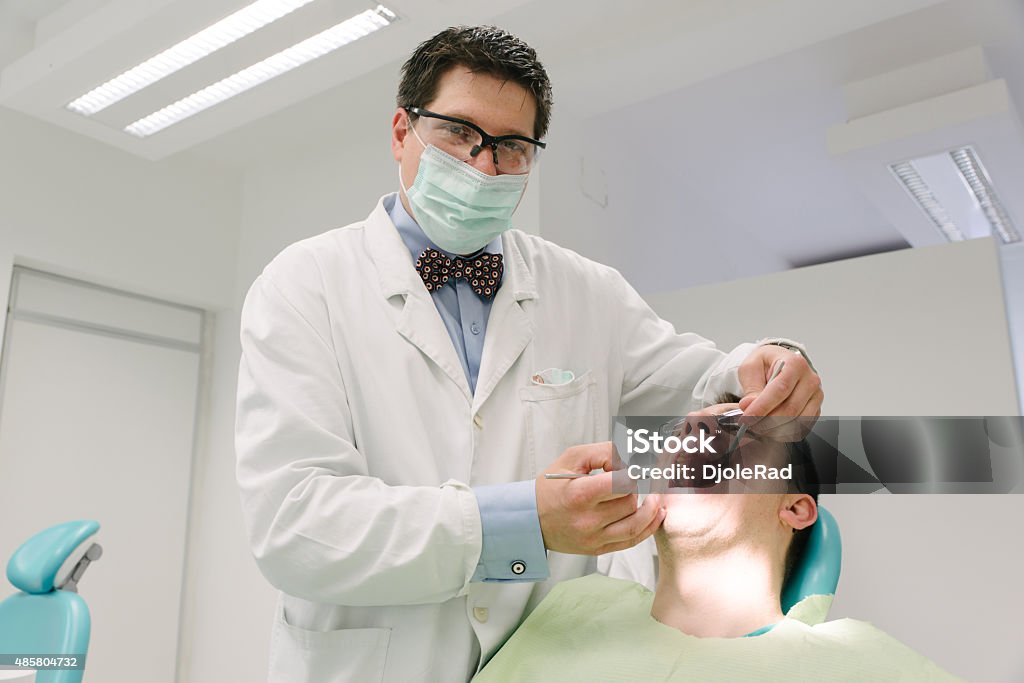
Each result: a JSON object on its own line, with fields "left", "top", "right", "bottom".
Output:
{"left": 889, "top": 146, "right": 1021, "bottom": 245}
{"left": 124, "top": 4, "right": 397, "bottom": 138}
{"left": 67, "top": 0, "right": 318, "bottom": 116}
{"left": 890, "top": 161, "right": 963, "bottom": 242}
{"left": 950, "top": 148, "right": 1021, "bottom": 245}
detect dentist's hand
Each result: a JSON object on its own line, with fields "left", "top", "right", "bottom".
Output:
{"left": 737, "top": 345, "right": 823, "bottom": 428}
{"left": 536, "top": 442, "right": 665, "bottom": 555}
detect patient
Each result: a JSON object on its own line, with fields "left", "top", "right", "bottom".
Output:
{"left": 474, "top": 402, "right": 959, "bottom": 682}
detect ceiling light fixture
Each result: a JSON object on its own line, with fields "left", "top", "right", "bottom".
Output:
{"left": 66, "top": 0, "right": 318, "bottom": 116}
{"left": 889, "top": 160, "right": 964, "bottom": 242}
{"left": 124, "top": 4, "right": 397, "bottom": 138}
{"left": 950, "top": 147, "right": 1021, "bottom": 244}
{"left": 889, "top": 146, "right": 1020, "bottom": 245}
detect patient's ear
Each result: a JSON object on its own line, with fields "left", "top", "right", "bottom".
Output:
{"left": 779, "top": 494, "right": 817, "bottom": 532}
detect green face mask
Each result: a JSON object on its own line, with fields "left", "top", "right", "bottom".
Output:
{"left": 400, "top": 143, "right": 528, "bottom": 255}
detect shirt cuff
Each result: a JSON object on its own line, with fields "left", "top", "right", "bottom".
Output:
{"left": 755, "top": 337, "right": 817, "bottom": 373}
{"left": 471, "top": 480, "right": 550, "bottom": 582}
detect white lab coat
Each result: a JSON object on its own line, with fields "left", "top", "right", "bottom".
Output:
{"left": 235, "top": 194, "right": 759, "bottom": 683}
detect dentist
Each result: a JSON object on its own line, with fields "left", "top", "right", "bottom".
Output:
{"left": 235, "top": 25, "right": 823, "bottom": 683}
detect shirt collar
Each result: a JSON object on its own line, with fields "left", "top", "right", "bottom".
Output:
{"left": 385, "top": 191, "right": 503, "bottom": 262}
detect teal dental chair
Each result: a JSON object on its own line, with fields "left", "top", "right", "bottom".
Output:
{"left": 781, "top": 506, "right": 842, "bottom": 615}
{"left": 0, "top": 520, "right": 103, "bottom": 683}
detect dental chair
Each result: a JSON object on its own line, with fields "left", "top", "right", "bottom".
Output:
{"left": 0, "top": 520, "right": 103, "bottom": 683}
{"left": 781, "top": 506, "right": 842, "bottom": 614}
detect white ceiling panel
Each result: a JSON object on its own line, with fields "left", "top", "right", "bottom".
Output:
{"left": 0, "top": 0, "right": 539, "bottom": 159}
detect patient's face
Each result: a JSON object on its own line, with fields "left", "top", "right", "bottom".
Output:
{"left": 658, "top": 488, "right": 787, "bottom": 553}
{"left": 653, "top": 412, "right": 800, "bottom": 552}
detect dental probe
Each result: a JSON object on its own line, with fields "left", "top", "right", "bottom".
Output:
{"left": 725, "top": 359, "right": 785, "bottom": 455}
{"left": 543, "top": 472, "right": 594, "bottom": 479}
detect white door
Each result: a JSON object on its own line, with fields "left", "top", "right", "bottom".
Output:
{"left": 0, "top": 267, "right": 205, "bottom": 683}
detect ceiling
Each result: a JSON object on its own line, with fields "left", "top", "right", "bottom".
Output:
{"left": 0, "top": 0, "right": 966, "bottom": 162}
{"left": 0, "top": 0, "right": 548, "bottom": 160}
{"left": 2, "top": 0, "right": 1024, "bottom": 279}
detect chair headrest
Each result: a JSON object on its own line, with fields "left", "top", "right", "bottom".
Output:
{"left": 781, "top": 506, "right": 842, "bottom": 615}
{"left": 6, "top": 520, "right": 100, "bottom": 594}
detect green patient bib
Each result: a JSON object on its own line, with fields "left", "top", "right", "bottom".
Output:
{"left": 473, "top": 574, "right": 960, "bottom": 683}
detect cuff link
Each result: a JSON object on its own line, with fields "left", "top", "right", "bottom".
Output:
{"left": 510, "top": 560, "right": 526, "bottom": 576}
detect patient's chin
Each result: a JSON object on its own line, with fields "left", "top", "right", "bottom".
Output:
{"left": 660, "top": 502, "right": 729, "bottom": 538}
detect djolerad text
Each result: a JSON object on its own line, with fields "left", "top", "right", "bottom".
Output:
{"left": 626, "top": 463, "right": 793, "bottom": 484}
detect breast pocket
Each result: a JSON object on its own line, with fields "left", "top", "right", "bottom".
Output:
{"left": 268, "top": 600, "right": 392, "bottom": 683}
{"left": 520, "top": 370, "right": 597, "bottom": 470}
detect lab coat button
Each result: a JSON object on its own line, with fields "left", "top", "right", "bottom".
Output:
{"left": 510, "top": 560, "right": 526, "bottom": 575}
{"left": 473, "top": 414, "right": 483, "bottom": 429}
{"left": 470, "top": 322, "right": 481, "bottom": 335}
{"left": 473, "top": 607, "right": 489, "bottom": 623}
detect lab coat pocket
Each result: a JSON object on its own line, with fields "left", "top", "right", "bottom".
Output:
{"left": 520, "top": 370, "right": 597, "bottom": 469}
{"left": 269, "top": 601, "right": 392, "bottom": 683}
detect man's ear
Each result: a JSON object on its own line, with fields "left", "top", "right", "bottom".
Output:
{"left": 779, "top": 494, "right": 817, "bottom": 532}
{"left": 391, "top": 108, "right": 409, "bottom": 162}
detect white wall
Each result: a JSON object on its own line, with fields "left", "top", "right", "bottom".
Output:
{"left": 539, "top": 104, "right": 794, "bottom": 294}
{"left": 0, "top": 108, "right": 240, "bottom": 324}
{"left": 536, "top": 113, "right": 622, "bottom": 269}
{"left": 645, "top": 236, "right": 1019, "bottom": 415}
{"left": 645, "top": 238, "right": 1022, "bottom": 681}
{"left": 0, "top": 106, "right": 242, "bottom": 682}
{"left": 998, "top": 243, "right": 1024, "bottom": 411}
{"left": 537, "top": 45, "right": 885, "bottom": 294}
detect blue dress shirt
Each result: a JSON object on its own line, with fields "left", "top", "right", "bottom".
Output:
{"left": 386, "top": 192, "right": 549, "bottom": 582}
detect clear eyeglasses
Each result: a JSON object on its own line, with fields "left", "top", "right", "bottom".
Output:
{"left": 405, "top": 106, "right": 546, "bottom": 175}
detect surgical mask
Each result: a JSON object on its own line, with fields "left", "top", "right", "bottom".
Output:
{"left": 399, "top": 138, "right": 528, "bottom": 255}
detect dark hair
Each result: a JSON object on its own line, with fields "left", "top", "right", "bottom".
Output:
{"left": 397, "top": 26, "right": 553, "bottom": 140}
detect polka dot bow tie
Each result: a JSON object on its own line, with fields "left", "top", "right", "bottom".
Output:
{"left": 415, "top": 248, "right": 504, "bottom": 301}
